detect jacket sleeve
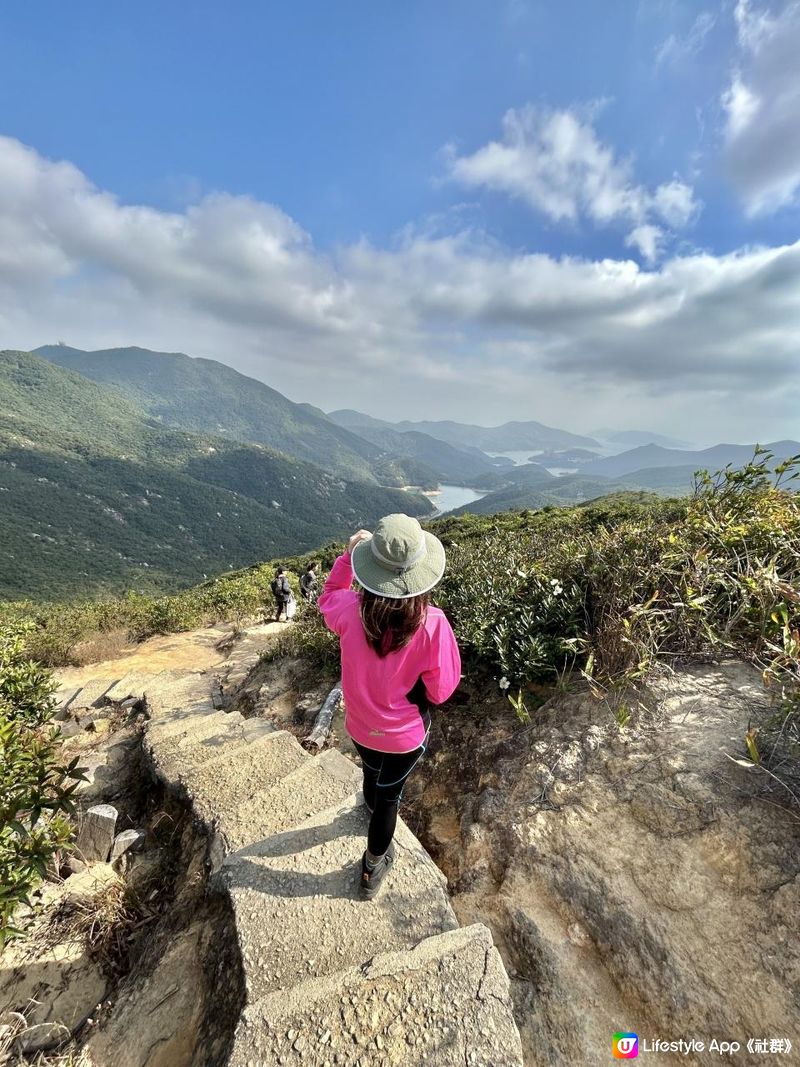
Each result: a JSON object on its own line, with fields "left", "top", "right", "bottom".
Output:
{"left": 421, "top": 613, "right": 462, "bottom": 705}
{"left": 318, "top": 553, "right": 354, "bottom": 635}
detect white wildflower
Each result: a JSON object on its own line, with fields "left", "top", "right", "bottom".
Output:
{"left": 498, "top": 676, "right": 510, "bottom": 691}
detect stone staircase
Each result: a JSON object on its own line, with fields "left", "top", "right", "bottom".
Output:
{"left": 139, "top": 658, "right": 523, "bottom": 1066}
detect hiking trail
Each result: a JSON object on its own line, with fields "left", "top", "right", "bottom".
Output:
{"left": 48, "top": 622, "right": 524, "bottom": 1066}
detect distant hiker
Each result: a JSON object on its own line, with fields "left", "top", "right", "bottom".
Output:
{"left": 299, "top": 563, "right": 318, "bottom": 603}
{"left": 319, "top": 514, "right": 460, "bottom": 899}
{"left": 271, "top": 567, "right": 291, "bottom": 622}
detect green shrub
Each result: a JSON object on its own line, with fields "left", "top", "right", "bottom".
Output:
{"left": 0, "top": 622, "right": 85, "bottom": 945}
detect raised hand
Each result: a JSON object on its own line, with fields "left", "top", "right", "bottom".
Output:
{"left": 347, "top": 529, "right": 372, "bottom": 555}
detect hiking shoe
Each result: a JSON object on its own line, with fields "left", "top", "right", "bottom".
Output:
{"left": 359, "top": 843, "right": 395, "bottom": 899}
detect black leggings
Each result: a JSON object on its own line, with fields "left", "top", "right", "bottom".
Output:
{"left": 352, "top": 735, "right": 428, "bottom": 857}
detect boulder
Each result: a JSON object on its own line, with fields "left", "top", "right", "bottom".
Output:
{"left": 122, "top": 849, "right": 163, "bottom": 892}
{"left": 76, "top": 804, "right": 118, "bottom": 862}
{"left": 63, "top": 862, "right": 118, "bottom": 903}
{"left": 14, "top": 1021, "right": 71, "bottom": 1053}
{"left": 0, "top": 910, "right": 110, "bottom": 1038}
{"left": 110, "top": 828, "right": 146, "bottom": 864}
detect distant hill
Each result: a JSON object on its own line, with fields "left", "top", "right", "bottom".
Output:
{"left": 447, "top": 472, "right": 644, "bottom": 516}
{"left": 472, "top": 462, "right": 557, "bottom": 492}
{"left": 34, "top": 345, "right": 405, "bottom": 485}
{"left": 592, "top": 429, "right": 692, "bottom": 449}
{"left": 0, "top": 351, "right": 430, "bottom": 599}
{"left": 329, "top": 409, "right": 599, "bottom": 452}
{"left": 325, "top": 417, "right": 500, "bottom": 487}
{"left": 582, "top": 441, "right": 800, "bottom": 479}
{"left": 446, "top": 441, "right": 800, "bottom": 518}
{"left": 617, "top": 466, "right": 703, "bottom": 492}
{"left": 532, "top": 448, "right": 600, "bottom": 464}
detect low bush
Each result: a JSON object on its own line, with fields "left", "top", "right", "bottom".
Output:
{"left": 0, "top": 622, "right": 85, "bottom": 945}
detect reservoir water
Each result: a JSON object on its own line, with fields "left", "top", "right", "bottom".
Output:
{"left": 430, "top": 484, "right": 485, "bottom": 514}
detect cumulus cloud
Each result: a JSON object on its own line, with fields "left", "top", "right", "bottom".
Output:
{"left": 1, "top": 134, "right": 798, "bottom": 441}
{"left": 444, "top": 105, "right": 699, "bottom": 262}
{"left": 722, "top": 0, "right": 800, "bottom": 213}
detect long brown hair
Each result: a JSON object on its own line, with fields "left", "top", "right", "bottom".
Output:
{"left": 360, "top": 589, "right": 429, "bottom": 657}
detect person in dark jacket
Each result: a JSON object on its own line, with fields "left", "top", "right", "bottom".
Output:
{"left": 271, "top": 567, "right": 291, "bottom": 622}
{"left": 299, "top": 563, "right": 318, "bottom": 603}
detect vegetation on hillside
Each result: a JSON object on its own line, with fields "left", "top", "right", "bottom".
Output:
{"left": 278, "top": 450, "right": 800, "bottom": 801}
{"left": 0, "top": 545, "right": 341, "bottom": 667}
{"left": 0, "top": 623, "right": 84, "bottom": 945}
{"left": 0, "top": 350, "right": 431, "bottom": 599}
{"left": 37, "top": 344, "right": 449, "bottom": 490}
{"left": 36, "top": 344, "right": 387, "bottom": 484}
{"left": 2, "top": 449, "right": 797, "bottom": 803}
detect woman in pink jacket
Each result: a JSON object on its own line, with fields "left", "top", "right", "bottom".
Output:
{"left": 318, "top": 513, "right": 461, "bottom": 899}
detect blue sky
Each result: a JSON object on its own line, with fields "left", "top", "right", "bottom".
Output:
{"left": 1, "top": 1, "right": 799, "bottom": 440}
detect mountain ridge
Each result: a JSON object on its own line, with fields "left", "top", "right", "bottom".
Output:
{"left": 34, "top": 345, "right": 396, "bottom": 484}
{"left": 582, "top": 440, "right": 800, "bottom": 478}
{"left": 329, "top": 409, "right": 599, "bottom": 451}
{"left": 0, "top": 350, "right": 430, "bottom": 599}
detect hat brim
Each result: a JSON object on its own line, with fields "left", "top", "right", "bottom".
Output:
{"left": 351, "top": 530, "right": 446, "bottom": 599}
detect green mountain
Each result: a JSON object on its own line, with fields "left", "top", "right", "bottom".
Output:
{"left": 329, "top": 409, "right": 599, "bottom": 451}
{"left": 448, "top": 470, "right": 666, "bottom": 516}
{"left": 34, "top": 345, "right": 404, "bottom": 485}
{"left": 0, "top": 351, "right": 430, "bottom": 600}
{"left": 471, "top": 462, "right": 557, "bottom": 492}
{"left": 326, "top": 415, "right": 500, "bottom": 487}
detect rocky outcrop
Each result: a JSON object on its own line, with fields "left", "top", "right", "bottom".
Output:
{"left": 0, "top": 864, "right": 120, "bottom": 1050}
{"left": 418, "top": 661, "right": 800, "bottom": 1067}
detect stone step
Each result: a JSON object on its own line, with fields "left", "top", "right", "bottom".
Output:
{"left": 70, "top": 676, "right": 121, "bottom": 711}
{"left": 146, "top": 707, "right": 233, "bottom": 746}
{"left": 154, "top": 717, "right": 278, "bottom": 778}
{"left": 183, "top": 730, "right": 309, "bottom": 820}
{"left": 143, "top": 669, "right": 216, "bottom": 721}
{"left": 104, "top": 672, "right": 150, "bottom": 704}
{"left": 220, "top": 792, "right": 458, "bottom": 1002}
{"left": 53, "top": 684, "right": 82, "bottom": 716}
{"left": 217, "top": 748, "right": 362, "bottom": 853}
{"left": 147, "top": 707, "right": 244, "bottom": 748}
{"left": 228, "top": 924, "right": 524, "bottom": 1067}
{"left": 221, "top": 624, "right": 278, "bottom": 688}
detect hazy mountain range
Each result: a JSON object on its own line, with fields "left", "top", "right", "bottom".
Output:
{"left": 330, "top": 409, "right": 598, "bottom": 451}
{"left": 1, "top": 342, "right": 794, "bottom": 600}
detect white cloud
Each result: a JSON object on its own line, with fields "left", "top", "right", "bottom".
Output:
{"left": 0, "top": 134, "right": 798, "bottom": 442}
{"left": 655, "top": 10, "right": 716, "bottom": 68}
{"left": 626, "top": 224, "right": 664, "bottom": 261}
{"left": 722, "top": 0, "right": 800, "bottom": 213}
{"left": 652, "top": 179, "right": 698, "bottom": 228}
{"left": 445, "top": 104, "right": 699, "bottom": 262}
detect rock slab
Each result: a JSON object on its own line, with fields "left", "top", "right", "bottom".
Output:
{"left": 76, "top": 803, "right": 118, "bottom": 862}
{"left": 110, "top": 828, "right": 146, "bottom": 863}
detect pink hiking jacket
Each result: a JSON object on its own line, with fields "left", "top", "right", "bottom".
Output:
{"left": 318, "top": 552, "right": 461, "bottom": 753}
